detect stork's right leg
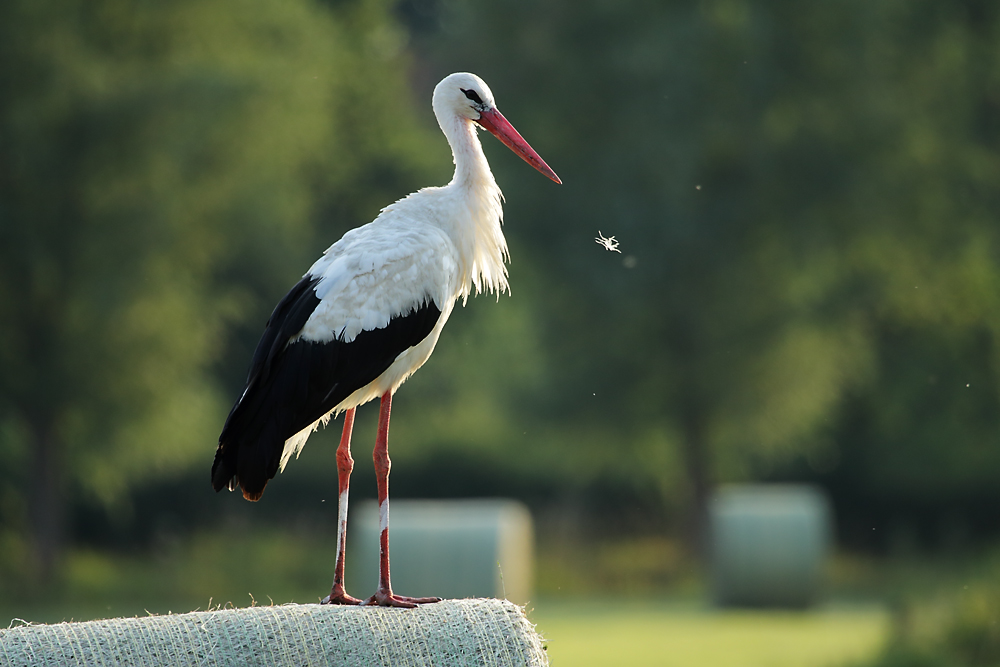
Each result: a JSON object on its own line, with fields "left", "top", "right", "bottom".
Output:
{"left": 362, "top": 391, "right": 441, "bottom": 608}
{"left": 322, "top": 408, "right": 362, "bottom": 605}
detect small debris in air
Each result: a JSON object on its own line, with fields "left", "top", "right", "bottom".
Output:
{"left": 595, "top": 231, "right": 621, "bottom": 253}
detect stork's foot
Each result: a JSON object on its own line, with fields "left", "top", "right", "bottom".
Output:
{"left": 322, "top": 586, "right": 363, "bottom": 605}
{"left": 361, "top": 589, "right": 442, "bottom": 608}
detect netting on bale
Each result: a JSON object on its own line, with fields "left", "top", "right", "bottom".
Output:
{"left": 0, "top": 597, "right": 548, "bottom": 667}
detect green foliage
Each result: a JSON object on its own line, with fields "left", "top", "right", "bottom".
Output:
{"left": 402, "top": 0, "right": 1000, "bottom": 538}
{"left": 858, "top": 555, "right": 1000, "bottom": 667}
{"left": 2, "top": 0, "right": 1000, "bottom": 585}
{"left": 0, "top": 0, "right": 434, "bottom": 572}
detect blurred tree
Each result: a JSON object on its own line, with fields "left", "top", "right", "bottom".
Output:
{"left": 0, "top": 0, "right": 435, "bottom": 581}
{"left": 4, "top": 0, "right": 997, "bottom": 575}
{"left": 397, "top": 0, "right": 1000, "bottom": 551}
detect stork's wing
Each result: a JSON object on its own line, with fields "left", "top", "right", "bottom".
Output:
{"left": 212, "top": 276, "right": 444, "bottom": 501}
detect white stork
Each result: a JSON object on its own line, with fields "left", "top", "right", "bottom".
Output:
{"left": 212, "top": 72, "right": 560, "bottom": 608}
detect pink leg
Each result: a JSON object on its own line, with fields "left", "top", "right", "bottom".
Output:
{"left": 362, "top": 391, "right": 441, "bottom": 608}
{"left": 322, "top": 408, "right": 362, "bottom": 605}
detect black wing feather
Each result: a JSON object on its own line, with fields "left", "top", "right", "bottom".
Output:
{"left": 212, "top": 275, "right": 442, "bottom": 500}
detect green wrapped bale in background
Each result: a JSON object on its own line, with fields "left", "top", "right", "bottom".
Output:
{"left": 710, "top": 485, "right": 831, "bottom": 608}
{"left": 348, "top": 499, "right": 534, "bottom": 605}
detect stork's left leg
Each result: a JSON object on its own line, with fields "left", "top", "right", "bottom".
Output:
{"left": 362, "top": 391, "right": 442, "bottom": 608}
{"left": 322, "top": 408, "right": 362, "bottom": 605}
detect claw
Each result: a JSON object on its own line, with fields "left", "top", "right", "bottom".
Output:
{"left": 361, "top": 590, "right": 442, "bottom": 608}
{"left": 322, "top": 587, "right": 363, "bottom": 605}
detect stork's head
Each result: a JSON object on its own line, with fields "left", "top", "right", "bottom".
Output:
{"left": 433, "top": 72, "right": 561, "bottom": 184}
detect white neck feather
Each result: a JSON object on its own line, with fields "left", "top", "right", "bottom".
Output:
{"left": 437, "top": 113, "right": 509, "bottom": 302}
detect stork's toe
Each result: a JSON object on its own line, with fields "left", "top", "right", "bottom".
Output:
{"left": 322, "top": 589, "right": 363, "bottom": 605}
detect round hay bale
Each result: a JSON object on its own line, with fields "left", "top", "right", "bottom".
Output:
{"left": 350, "top": 499, "right": 534, "bottom": 604}
{"left": 710, "top": 484, "right": 832, "bottom": 608}
{"left": 1, "top": 598, "right": 547, "bottom": 667}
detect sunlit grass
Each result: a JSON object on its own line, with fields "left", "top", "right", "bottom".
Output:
{"left": 530, "top": 600, "right": 888, "bottom": 667}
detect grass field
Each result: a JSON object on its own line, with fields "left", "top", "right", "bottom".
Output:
{"left": 530, "top": 600, "right": 888, "bottom": 667}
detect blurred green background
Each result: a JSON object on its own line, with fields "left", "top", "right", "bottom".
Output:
{"left": 2, "top": 0, "right": 999, "bottom": 665}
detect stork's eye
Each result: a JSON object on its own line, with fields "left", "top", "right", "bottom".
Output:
{"left": 461, "top": 88, "right": 484, "bottom": 105}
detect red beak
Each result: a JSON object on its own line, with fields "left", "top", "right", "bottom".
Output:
{"left": 475, "top": 107, "right": 562, "bottom": 184}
